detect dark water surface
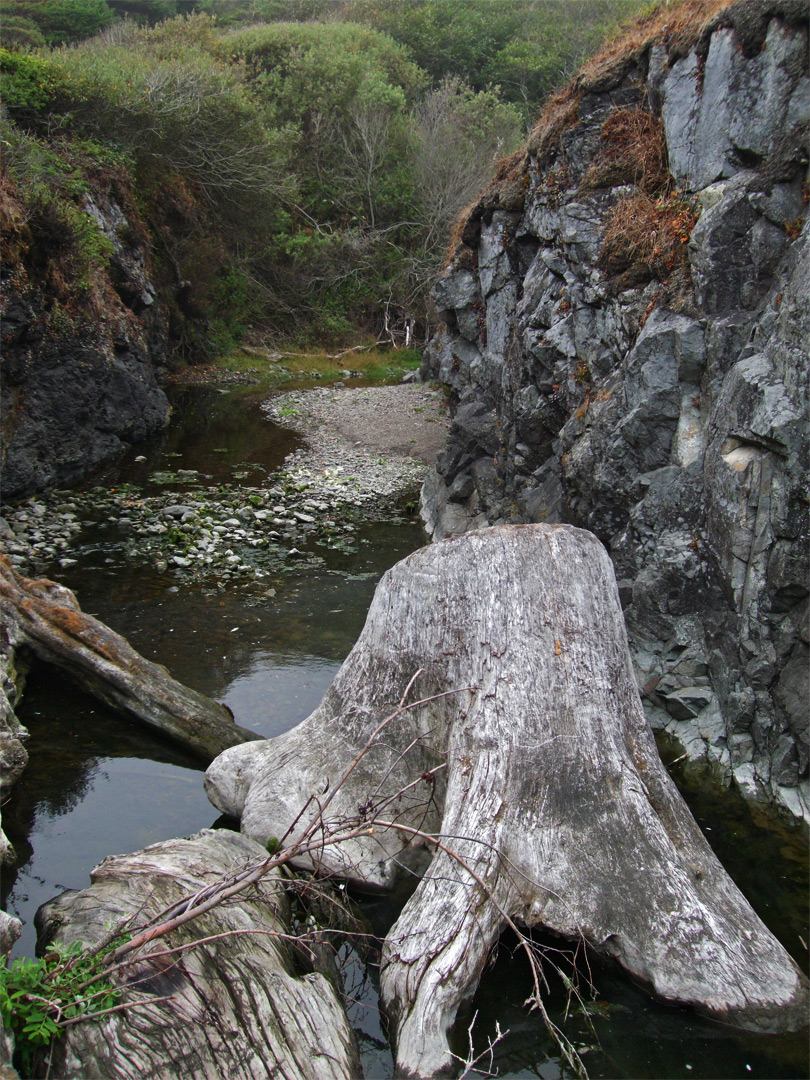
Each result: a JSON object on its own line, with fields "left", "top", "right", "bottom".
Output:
{"left": 2, "top": 386, "right": 807, "bottom": 1080}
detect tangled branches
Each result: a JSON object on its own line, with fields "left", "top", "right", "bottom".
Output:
{"left": 3, "top": 670, "right": 594, "bottom": 1079}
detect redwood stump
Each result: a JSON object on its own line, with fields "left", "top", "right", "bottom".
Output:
{"left": 205, "top": 524, "right": 809, "bottom": 1078}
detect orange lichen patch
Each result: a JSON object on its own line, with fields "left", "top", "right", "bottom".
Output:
{"left": 784, "top": 215, "right": 806, "bottom": 239}
{"left": 581, "top": 107, "right": 670, "bottom": 195}
{"left": 47, "top": 604, "right": 127, "bottom": 665}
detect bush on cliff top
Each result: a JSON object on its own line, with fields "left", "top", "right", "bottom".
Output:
{"left": 0, "top": 1, "right": 649, "bottom": 353}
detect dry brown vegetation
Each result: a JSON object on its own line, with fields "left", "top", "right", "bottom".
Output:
{"left": 527, "top": 0, "right": 737, "bottom": 151}
{"left": 576, "top": 0, "right": 736, "bottom": 91}
{"left": 444, "top": 199, "right": 480, "bottom": 266}
{"left": 444, "top": 148, "right": 530, "bottom": 267}
{"left": 599, "top": 190, "right": 698, "bottom": 285}
{"left": 526, "top": 84, "right": 582, "bottom": 166}
{"left": 444, "top": 0, "right": 737, "bottom": 265}
{"left": 581, "top": 107, "right": 669, "bottom": 194}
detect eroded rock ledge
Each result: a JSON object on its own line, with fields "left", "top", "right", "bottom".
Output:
{"left": 420, "top": 2, "right": 809, "bottom": 820}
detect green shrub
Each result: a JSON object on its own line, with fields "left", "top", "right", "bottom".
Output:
{"left": 0, "top": 48, "right": 72, "bottom": 116}
{"left": 0, "top": 13, "right": 47, "bottom": 48}
{"left": 0, "top": 940, "right": 125, "bottom": 1075}
{"left": 2, "top": 0, "right": 114, "bottom": 47}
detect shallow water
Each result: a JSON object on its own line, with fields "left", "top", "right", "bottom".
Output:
{"left": 86, "top": 383, "right": 301, "bottom": 490}
{"left": 466, "top": 753, "right": 810, "bottom": 1080}
{"left": 1, "top": 385, "right": 807, "bottom": 1079}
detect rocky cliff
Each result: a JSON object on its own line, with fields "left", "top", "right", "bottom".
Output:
{"left": 420, "top": 0, "right": 809, "bottom": 820}
{"left": 1, "top": 188, "right": 169, "bottom": 498}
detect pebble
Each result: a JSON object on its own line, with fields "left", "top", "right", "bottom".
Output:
{"left": 0, "top": 388, "right": 435, "bottom": 586}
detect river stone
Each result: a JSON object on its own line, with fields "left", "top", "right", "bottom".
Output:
{"left": 35, "top": 830, "right": 360, "bottom": 1080}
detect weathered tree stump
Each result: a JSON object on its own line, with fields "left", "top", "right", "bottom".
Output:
{"left": 36, "top": 830, "right": 360, "bottom": 1080}
{"left": 205, "top": 524, "right": 809, "bottom": 1078}
{"left": 0, "top": 555, "right": 261, "bottom": 761}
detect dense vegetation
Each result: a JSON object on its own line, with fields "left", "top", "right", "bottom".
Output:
{"left": 0, "top": 0, "right": 645, "bottom": 359}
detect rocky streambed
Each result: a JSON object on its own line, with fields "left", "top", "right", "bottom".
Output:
{"left": 1, "top": 380, "right": 808, "bottom": 1080}
{"left": 0, "top": 384, "right": 448, "bottom": 588}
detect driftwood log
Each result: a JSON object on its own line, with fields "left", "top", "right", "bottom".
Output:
{"left": 36, "top": 830, "right": 360, "bottom": 1080}
{"left": 206, "top": 524, "right": 809, "bottom": 1078}
{"left": 0, "top": 555, "right": 261, "bottom": 761}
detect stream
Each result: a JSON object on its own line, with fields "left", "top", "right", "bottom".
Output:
{"left": 1, "top": 384, "right": 807, "bottom": 1080}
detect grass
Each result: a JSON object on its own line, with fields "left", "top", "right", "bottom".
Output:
{"left": 215, "top": 341, "right": 422, "bottom": 386}
{"left": 581, "top": 107, "right": 669, "bottom": 195}
{"left": 599, "top": 189, "right": 698, "bottom": 291}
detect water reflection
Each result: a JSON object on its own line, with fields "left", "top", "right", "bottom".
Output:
{"left": 224, "top": 653, "right": 339, "bottom": 739}
{"left": 1, "top": 668, "right": 212, "bottom": 958}
{"left": 468, "top": 930, "right": 810, "bottom": 1080}
{"left": 1, "top": 385, "right": 806, "bottom": 1080}
{"left": 1, "top": 516, "right": 425, "bottom": 968}
{"left": 85, "top": 384, "right": 300, "bottom": 491}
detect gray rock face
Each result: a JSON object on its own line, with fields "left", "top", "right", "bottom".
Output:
{"left": 0, "top": 194, "right": 169, "bottom": 498}
{"left": 421, "top": 4, "right": 809, "bottom": 820}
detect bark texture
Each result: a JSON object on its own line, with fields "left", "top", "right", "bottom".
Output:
{"left": 0, "top": 555, "right": 261, "bottom": 761}
{"left": 205, "top": 524, "right": 809, "bottom": 1078}
{"left": 36, "top": 830, "right": 360, "bottom": 1080}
